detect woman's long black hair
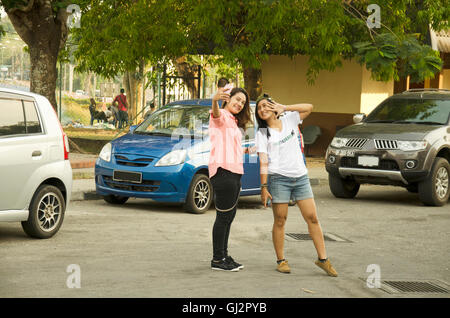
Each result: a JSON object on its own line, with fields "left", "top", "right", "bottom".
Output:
{"left": 255, "top": 96, "right": 271, "bottom": 139}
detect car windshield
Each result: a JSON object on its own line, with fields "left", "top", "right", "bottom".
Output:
{"left": 365, "top": 98, "right": 450, "bottom": 125}
{"left": 135, "top": 105, "right": 211, "bottom": 138}
{"left": 134, "top": 104, "right": 256, "bottom": 141}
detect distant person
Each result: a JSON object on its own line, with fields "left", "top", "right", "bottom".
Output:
{"left": 211, "top": 77, "right": 233, "bottom": 104}
{"left": 110, "top": 102, "right": 120, "bottom": 128}
{"left": 114, "top": 88, "right": 129, "bottom": 129}
{"left": 105, "top": 107, "right": 116, "bottom": 125}
{"left": 95, "top": 109, "right": 108, "bottom": 123}
{"left": 89, "top": 98, "right": 97, "bottom": 125}
{"left": 105, "top": 107, "right": 112, "bottom": 120}
{"left": 217, "top": 77, "right": 229, "bottom": 89}
{"left": 144, "top": 102, "right": 156, "bottom": 119}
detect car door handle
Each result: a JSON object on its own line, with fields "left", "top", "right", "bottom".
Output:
{"left": 32, "top": 150, "right": 42, "bottom": 157}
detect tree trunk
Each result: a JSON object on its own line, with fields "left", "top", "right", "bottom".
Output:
{"left": 123, "top": 71, "right": 138, "bottom": 124}
{"left": 5, "top": 1, "right": 69, "bottom": 111}
{"left": 28, "top": 44, "right": 58, "bottom": 108}
{"left": 174, "top": 56, "right": 200, "bottom": 99}
{"left": 243, "top": 66, "right": 262, "bottom": 101}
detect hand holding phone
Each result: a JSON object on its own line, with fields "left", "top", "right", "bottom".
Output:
{"left": 223, "top": 83, "right": 234, "bottom": 94}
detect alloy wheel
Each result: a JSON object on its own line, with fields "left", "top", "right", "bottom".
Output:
{"left": 435, "top": 166, "right": 449, "bottom": 200}
{"left": 193, "top": 180, "right": 210, "bottom": 210}
{"left": 37, "top": 192, "right": 61, "bottom": 232}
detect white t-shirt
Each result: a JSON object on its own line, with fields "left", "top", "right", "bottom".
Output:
{"left": 256, "top": 111, "right": 307, "bottom": 178}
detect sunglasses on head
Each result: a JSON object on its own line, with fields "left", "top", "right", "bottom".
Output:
{"left": 261, "top": 93, "right": 273, "bottom": 103}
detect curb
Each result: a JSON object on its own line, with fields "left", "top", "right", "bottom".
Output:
{"left": 70, "top": 160, "right": 96, "bottom": 169}
{"left": 70, "top": 177, "right": 328, "bottom": 202}
{"left": 71, "top": 190, "right": 102, "bottom": 201}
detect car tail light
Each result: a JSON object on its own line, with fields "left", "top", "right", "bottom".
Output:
{"left": 49, "top": 104, "right": 70, "bottom": 160}
{"left": 62, "top": 131, "right": 70, "bottom": 160}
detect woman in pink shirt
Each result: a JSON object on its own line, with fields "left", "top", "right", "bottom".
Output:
{"left": 209, "top": 86, "right": 252, "bottom": 272}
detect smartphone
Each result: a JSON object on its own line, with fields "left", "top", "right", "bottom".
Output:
{"left": 223, "top": 83, "right": 233, "bottom": 94}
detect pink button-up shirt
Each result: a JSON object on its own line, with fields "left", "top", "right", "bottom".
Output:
{"left": 208, "top": 109, "right": 244, "bottom": 178}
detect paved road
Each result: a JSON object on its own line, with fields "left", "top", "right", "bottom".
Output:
{"left": 1, "top": 184, "right": 449, "bottom": 298}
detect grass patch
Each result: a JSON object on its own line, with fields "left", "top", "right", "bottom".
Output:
{"left": 62, "top": 96, "right": 92, "bottom": 126}
{"left": 64, "top": 127, "right": 127, "bottom": 140}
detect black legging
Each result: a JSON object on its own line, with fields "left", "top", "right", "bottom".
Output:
{"left": 210, "top": 167, "right": 242, "bottom": 261}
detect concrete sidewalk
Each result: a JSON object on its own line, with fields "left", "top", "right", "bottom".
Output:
{"left": 70, "top": 153, "right": 98, "bottom": 201}
{"left": 69, "top": 153, "right": 328, "bottom": 202}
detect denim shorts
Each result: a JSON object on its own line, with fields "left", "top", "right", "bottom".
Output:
{"left": 268, "top": 173, "right": 314, "bottom": 203}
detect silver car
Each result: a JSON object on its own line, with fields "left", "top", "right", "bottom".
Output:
{"left": 0, "top": 88, "right": 72, "bottom": 238}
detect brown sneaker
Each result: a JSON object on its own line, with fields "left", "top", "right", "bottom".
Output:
{"left": 277, "top": 260, "right": 291, "bottom": 274}
{"left": 315, "top": 259, "right": 338, "bottom": 277}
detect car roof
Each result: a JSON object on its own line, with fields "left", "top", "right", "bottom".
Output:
{"left": 0, "top": 86, "right": 43, "bottom": 101}
{"left": 395, "top": 89, "right": 450, "bottom": 100}
{"left": 165, "top": 98, "right": 256, "bottom": 107}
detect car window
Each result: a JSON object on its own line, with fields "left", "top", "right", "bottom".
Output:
{"left": 23, "top": 101, "right": 42, "bottom": 134}
{"left": 135, "top": 105, "right": 210, "bottom": 137}
{"left": 0, "top": 98, "right": 26, "bottom": 137}
{"left": 366, "top": 98, "right": 450, "bottom": 125}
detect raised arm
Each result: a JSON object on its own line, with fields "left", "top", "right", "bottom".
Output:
{"left": 268, "top": 102, "right": 313, "bottom": 120}
{"left": 211, "top": 87, "right": 230, "bottom": 118}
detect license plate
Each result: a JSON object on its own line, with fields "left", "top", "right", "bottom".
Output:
{"left": 358, "top": 156, "right": 379, "bottom": 167}
{"left": 113, "top": 170, "right": 142, "bottom": 183}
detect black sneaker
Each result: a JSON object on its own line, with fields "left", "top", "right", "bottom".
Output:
{"left": 225, "top": 256, "right": 244, "bottom": 270}
{"left": 211, "top": 258, "right": 240, "bottom": 272}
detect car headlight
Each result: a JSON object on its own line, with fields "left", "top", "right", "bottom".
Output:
{"left": 398, "top": 141, "right": 427, "bottom": 152}
{"left": 155, "top": 149, "right": 187, "bottom": 166}
{"left": 330, "top": 137, "right": 349, "bottom": 148}
{"left": 99, "top": 143, "right": 112, "bottom": 162}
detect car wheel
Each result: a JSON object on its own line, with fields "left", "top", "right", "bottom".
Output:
{"left": 184, "top": 174, "right": 213, "bottom": 214}
{"left": 328, "top": 173, "right": 360, "bottom": 198}
{"left": 418, "top": 157, "right": 449, "bottom": 206}
{"left": 103, "top": 195, "right": 129, "bottom": 205}
{"left": 21, "top": 185, "right": 66, "bottom": 239}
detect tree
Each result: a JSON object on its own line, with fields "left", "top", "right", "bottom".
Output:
{"left": 181, "top": 0, "right": 448, "bottom": 98}
{"left": 0, "top": 0, "right": 84, "bottom": 110}
{"left": 73, "top": 0, "right": 449, "bottom": 102}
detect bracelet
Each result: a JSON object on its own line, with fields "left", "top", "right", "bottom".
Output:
{"left": 261, "top": 183, "right": 268, "bottom": 188}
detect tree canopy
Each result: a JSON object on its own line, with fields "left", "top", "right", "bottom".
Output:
{"left": 73, "top": 0, "right": 449, "bottom": 88}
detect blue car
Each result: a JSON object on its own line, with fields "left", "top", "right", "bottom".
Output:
{"left": 95, "top": 99, "right": 261, "bottom": 213}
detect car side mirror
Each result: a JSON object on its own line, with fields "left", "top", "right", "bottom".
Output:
{"left": 129, "top": 125, "right": 138, "bottom": 133}
{"left": 353, "top": 113, "right": 366, "bottom": 124}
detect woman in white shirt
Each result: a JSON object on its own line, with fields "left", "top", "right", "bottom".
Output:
{"left": 255, "top": 94, "right": 337, "bottom": 277}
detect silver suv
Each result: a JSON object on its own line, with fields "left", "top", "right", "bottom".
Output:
{"left": 0, "top": 88, "right": 72, "bottom": 238}
{"left": 326, "top": 89, "right": 449, "bottom": 206}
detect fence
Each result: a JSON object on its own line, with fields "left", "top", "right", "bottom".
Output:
{"left": 58, "top": 63, "right": 211, "bottom": 131}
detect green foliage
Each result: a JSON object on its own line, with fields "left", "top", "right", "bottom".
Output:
{"left": 72, "top": 0, "right": 449, "bottom": 84}
{"left": 354, "top": 33, "right": 442, "bottom": 83}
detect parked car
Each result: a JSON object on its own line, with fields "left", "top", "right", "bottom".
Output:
{"left": 325, "top": 89, "right": 450, "bottom": 206}
{"left": 0, "top": 88, "right": 72, "bottom": 238}
{"left": 95, "top": 99, "right": 261, "bottom": 214}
